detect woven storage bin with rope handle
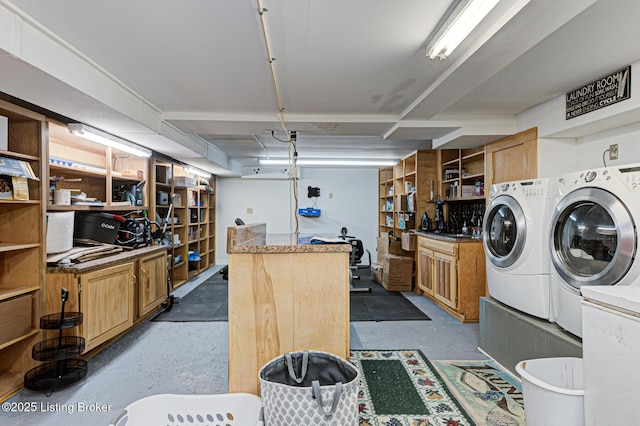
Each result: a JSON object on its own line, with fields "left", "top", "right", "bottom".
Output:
{"left": 259, "top": 350, "right": 359, "bottom": 426}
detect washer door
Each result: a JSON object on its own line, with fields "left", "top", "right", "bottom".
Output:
{"left": 483, "top": 195, "right": 526, "bottom": 268}
{"left": 549, "top": 187, "right": 636, "bottom": 291}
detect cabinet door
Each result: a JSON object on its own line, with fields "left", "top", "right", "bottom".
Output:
{"left": 485, "top": 128, "right": 537, "bottom": 185}
{"left": 79, "top": 262, "right": 135, "bottom": 350}
{"left": 139, "top": 252, "right": 168, "bottom": 317}
{"left": 433, "top": 251, "right": 457, "bottom": 309}
{"left": 417, "top": 247, "right": 434, "bottom": 296}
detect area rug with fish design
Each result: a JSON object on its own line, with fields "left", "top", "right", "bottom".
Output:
{"left": 350, "top": 350, "right": 525, "bottom": 426}
{"left": 431, "top": 360, "right": 525, "bottom": 426}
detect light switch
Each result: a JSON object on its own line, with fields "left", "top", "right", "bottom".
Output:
{"left": 329, "top": 193, "right": 333, "bottom": 199}
{"left": 247, "top": 208, "right": 253, "bottom": 214}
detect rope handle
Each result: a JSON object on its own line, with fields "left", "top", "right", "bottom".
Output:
{"left": 312, "top": 380, "right": 343, "bottom": 417}
{"left": 285, "top": 351, "right": 309, "bottom": 384}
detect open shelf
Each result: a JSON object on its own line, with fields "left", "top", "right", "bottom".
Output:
{"left": 0, "top": 286, "right": 40, "bottom": 302}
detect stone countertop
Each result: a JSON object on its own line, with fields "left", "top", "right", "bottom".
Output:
{"left": 415, "top": 231, "right": 484, "bottom": 243}
{"left": 46, "top": 245, "right": 168, "bottom": 274}
{"left": 228, "top": 233, "right": 352, "bottom": 254}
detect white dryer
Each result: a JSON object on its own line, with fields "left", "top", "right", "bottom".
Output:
{"left": 483, "top": 178, "right": 556, "bottom": 319}
{"left": 549, "top": 164, "right": 640, "bottom": 338}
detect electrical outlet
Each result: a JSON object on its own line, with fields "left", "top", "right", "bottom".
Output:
{"left": 610, "top": 144, "right": 618, "bottom": 160}
{"left": 247, "top": 208, "right": 253, "bottom": 214}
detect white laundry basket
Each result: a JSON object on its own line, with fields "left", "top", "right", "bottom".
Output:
{"left": 516, "top": 357, "right": 584, "bottom": 426}
{"left": 109, "top": 393, "right": 263, "bottom": 426}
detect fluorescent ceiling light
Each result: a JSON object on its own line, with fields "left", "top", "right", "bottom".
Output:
{"left": 426, "top": 0, "right": 500, "bottom": 60}
{"left": 184, "top": 166, "right": 212, "bottom": 179}
{"left": 259, "top": 159, "right": 398, "bottom": 167}
{"left": 68, "top": 123, "right": 151, "bottom": 158}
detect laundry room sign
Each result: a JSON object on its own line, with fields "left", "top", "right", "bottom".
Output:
{"left": 566, "top": 65, "right": 631, "bottom": 119}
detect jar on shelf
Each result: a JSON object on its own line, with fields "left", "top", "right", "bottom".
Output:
{"left": 475, "top": 181, "right": 484, "bottom": 196}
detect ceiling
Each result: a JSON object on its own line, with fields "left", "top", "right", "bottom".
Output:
{"left": 1, "top": 0, "right": 640, "bottom": 176}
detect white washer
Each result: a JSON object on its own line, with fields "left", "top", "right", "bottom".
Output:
{"left": 482, "top": 178, "right": 555, "bottom": 319}
{"left": 549, "top": 164, "right": 640, "bottom": 338}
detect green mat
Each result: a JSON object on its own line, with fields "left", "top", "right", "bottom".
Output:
{"left": 351, "top": 350, "right": 525, "bottom": 426}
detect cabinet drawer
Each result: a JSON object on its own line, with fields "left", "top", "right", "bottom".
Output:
{"left": 418, "top": 236, "right": 456, "bottom": 255}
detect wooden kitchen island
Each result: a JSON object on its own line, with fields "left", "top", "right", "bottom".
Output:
{"left": 227, "top": 224, "right": 351, "bottom": 394}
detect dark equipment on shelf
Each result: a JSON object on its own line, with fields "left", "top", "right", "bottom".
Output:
{"left": 339, "top": 227, "right": 372, "bottom": 293}
{"left": 420, "top": 212, "right": 432, "bottom": 232}
{"left": 307, "top": 186, "right": 320, "bottom": 198}
{"left": 113, "top": 180, "right": 146, "bottom": 206}
{"left": 25, "top": 288, "right": 87, "bottom": 393}
{"left": 74, "top": 212, "right": 123, "bottom": 244}
{"left": 115, "top": 216, "right": 153, "bottom": 248}
{"left": 434, "top": 200, "right": 446, "bottom": 233}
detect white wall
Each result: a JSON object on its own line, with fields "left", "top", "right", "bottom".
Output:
{"left": 215, "top": 167, "right": 378, "bottom": 264}
{"left": 519, "top": 59, "right": 640, "bottom": 176}
{"left": 574, "top": 123, "right": 640, "bottom": 169}
{"left": 534, "top": 122, "right": 640, "bottom": 177}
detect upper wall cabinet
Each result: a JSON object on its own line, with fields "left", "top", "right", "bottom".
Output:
{"left": 47, "top": 121, "right": 150, "bottom": 211}
{"left": 485, "top": 128, "right": 537, "bottom": 185}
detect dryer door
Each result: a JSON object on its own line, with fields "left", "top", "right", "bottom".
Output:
{"left": 483, "top": 195, "right": 527, "bottom": 268}
{"left": 549, "top": 187, "right": 636, "bottom": 291}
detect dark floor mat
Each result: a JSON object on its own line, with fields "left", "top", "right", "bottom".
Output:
{"left": 350, "top": 272, "right": 431, "bottom": 322}
{"left": 154, "top": 270, "right": 430, "bottom": 322}
{"left": 153, "top": 275, "right": 228, "bottom": 322}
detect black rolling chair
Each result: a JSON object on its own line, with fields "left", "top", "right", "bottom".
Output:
{"left": 340, "top": 227, "right": 372, "bottom": 293}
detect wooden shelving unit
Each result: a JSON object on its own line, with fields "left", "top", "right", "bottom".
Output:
{"left": 438, "top": 147, "right": 486, "bottom": 234}
{"left": 149, "top": 158, "right": 216, "bottom": 290}
{"left": 0, "top": 99, "right": 47, "bottom": 402}
{"left": 47, "top": 120, "right": 150, "bottom": 212}
{"left": 378, "top": 150, "right": 438, "bottom": 238}
{"left": 439, "top": 147, "right": 486, "bottom": 202}
{"left": 378, "top": 167, "right": 394, "bottom": 237}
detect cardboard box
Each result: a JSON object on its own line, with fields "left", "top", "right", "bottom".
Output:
{"left": 399, "top": 212, "right": 415, "bottom": 230}
{"left": 371, "top": 263, "right": 383, "bottom": 284}
{"left": 401, "top": 232, "right": 416, "bottom": 251}
{"left": 155, "top": 165, "right": 172, "bottom": 184}
{"left": 0, "top": 294, "right": 32, "bottom": 346}
{"left": 382, "top": 254, "right": 414, "bottom": 291}
{"left": 0, "top": 115, "right": 7, "bottom": 151}
{"left": 396, "top": 194, "right": 408, "bottom": 211}
{"left": 174, "top": 176, "right": 195, "bottom": 188}
{"left": 376, "top": 237, "right": 405, "bottom": 264}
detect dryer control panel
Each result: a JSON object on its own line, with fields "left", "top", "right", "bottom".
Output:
{"left": 618, "top": 165, "right": 640, "bottom": 191}
{"left": 561, "top": 165, "right": 640, "bottom": 192}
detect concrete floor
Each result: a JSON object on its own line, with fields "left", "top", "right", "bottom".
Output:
{"left": 4, "top": 266, "right": 487, "bottom": 426}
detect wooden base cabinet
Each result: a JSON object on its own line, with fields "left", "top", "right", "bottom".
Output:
{"left": 138, "top": 252, "right": 167, "bottom": 317}
{"left": 416, "top": 235, "right": 485, "bottom": 322}
{"left": 46, "top": 248, "right": 167, "bottom": 353}
{"left": 47, "top": 262, "right": 135, "bottom": 351}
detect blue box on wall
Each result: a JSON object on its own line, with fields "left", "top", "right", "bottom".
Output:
{"left": 298, "top": 208, "right": 321, "bottom": 217}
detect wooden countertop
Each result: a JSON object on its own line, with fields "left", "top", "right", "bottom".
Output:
{"left": 227, "top": 224, "right": 351, "bottom": 254}
{"left": 47, "top": 245, "right": 168, "bottom": 274}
